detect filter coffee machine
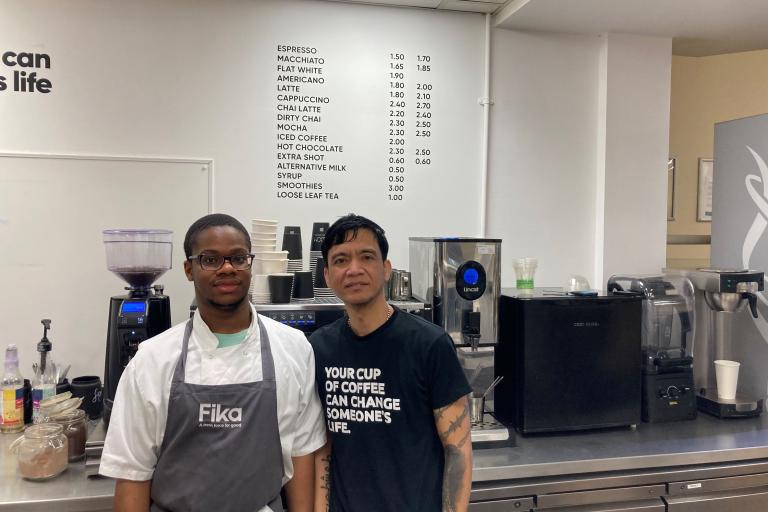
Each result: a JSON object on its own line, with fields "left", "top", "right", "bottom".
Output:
{"left": 103, "top": 229, "right": 173, "bottom": 424}
{"left": 608, "top": 274, "right": 696, "bottom": 423}
{"left": 677, "top": 268, "right": 764, "bottom": 418}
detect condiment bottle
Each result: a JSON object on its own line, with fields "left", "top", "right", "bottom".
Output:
{"left": 1, "top": 344, "right": 24, "bottom": 433}
{"left": 32, "top": 319, "right": 56, "bottom": 422}
{"left": 51, "top": 408, "right": 87, "bottom": 461}
{"left": 11, "top": 423, "right": 68, "bottom": 480}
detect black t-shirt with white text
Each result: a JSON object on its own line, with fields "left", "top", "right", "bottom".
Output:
{"left": 309, "top": 308, "right": 471, "bottom": 512}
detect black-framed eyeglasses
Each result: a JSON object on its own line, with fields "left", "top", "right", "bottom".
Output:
{"left": 187, "top": 253, "right": 254, "bottom": 271}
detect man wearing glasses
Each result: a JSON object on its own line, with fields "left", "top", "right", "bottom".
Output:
{"left": 100, "top": 214, "right": 325, "bottom": 512}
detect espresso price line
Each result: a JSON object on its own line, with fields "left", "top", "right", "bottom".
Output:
{"left": 388, "top": 51, "right": 407, "bottom": 201}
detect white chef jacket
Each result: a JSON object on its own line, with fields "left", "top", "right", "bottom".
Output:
{"left": 100, "top": 304, "right": 326, "bottom": 494}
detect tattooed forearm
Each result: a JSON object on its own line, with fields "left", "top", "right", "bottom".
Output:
{"left": 434, "top": 398, "right": 472, "bottom": 512}
{"left": 320, "top": 453, "right": 331, "bottom": 512}
{"left": 442, "top": 445, "right": 465, "bottom": 512}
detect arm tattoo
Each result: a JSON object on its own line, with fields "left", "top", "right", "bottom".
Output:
{"left": 437, "top": 405, "right": 468, "bottom": 443}
{"left": 442, "top": 445, "right": 465, "bottom": 512}
{"left": 320, "top": 453, "right": 331, "bottom": 512}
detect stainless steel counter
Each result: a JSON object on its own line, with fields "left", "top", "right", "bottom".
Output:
{"left": 473, "top": 413, "right": 768, "bottom": 482}
{"left": 4, "top": 414, "right": 768, "bottom": 510}
{"left": 0, "top": 420, "right": 113, "bottom": 512}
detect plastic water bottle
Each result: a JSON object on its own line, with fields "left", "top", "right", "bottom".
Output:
{"left": 1, "top": 344, "right": 24, "bottom": 433}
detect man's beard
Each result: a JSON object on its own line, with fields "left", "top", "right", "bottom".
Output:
{"left": 207, "top": 295, "right": 246, "bottom": 311}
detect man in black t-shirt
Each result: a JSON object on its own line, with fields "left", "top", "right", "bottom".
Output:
{"left": 310, "top": 214, "right": 472, "bottom": 512}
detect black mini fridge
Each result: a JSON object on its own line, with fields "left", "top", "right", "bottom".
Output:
{"left": 495, "top": 291, "right": 642, "bottom": 434}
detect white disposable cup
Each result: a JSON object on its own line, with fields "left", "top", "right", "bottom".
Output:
{"left": 253, "top": 258, "right": 288, "bottom": 275}
{"left": 250, "top": 274, "right": 269, "bottom": 294}
{"left": 714, "top": 360, "right": 740, "bottom": 400}
{"left": 251, "top": 225, "right": 278, "bottom": 234}
{"left": 253, "top": 251, "right": 289, "bottom": 260}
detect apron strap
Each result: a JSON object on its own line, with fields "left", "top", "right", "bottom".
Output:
{"left": 257, "top": 315, "right": 276, "bottom": 382}
{"left": 171, "top": 318, "right": 194, "bottom": 383}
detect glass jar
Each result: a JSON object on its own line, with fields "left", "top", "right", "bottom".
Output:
{"left": 51, "top": 408, "right": 87, "bottom": 462}
{"left": 13, "top": 423, "right": 68, "bottom": 480}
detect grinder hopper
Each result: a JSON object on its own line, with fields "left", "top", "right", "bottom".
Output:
{"left": 102, "top": 229, "right": 173, "bottom": 290}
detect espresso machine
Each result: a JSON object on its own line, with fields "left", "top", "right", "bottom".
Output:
{"left": 103, "top": 229, "right": 173, "bottom": 424}
{"left": 677, "top": 268, "right": 764, "bottom": 418}
{"left": 608, "top": 274, "right": 696, "bottom": 423}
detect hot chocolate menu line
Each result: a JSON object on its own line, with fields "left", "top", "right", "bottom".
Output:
{"left": 274, "top": 44, "right": 434, "bottom": 202}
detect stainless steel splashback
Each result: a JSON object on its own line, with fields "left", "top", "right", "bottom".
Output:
{"left": 409, "top": 237, "right": 501, "bottom": 345}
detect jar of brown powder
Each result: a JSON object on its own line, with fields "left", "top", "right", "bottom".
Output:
{"left": 51, "top": 408, "right": 87, "bottom": 462}
{"left": 12, "top": 423, "right": 68, "bottom": 480}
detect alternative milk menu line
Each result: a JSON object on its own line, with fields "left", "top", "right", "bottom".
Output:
{"left": 275, "top": 44, "right": 344, "bottom": 202}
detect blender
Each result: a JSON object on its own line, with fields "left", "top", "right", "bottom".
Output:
{"left": 608, "top": 274, "right": 696, "bottom": 422}
{"left": 102, "top": 229, "right": 173, "bottom": 425}
{"left": 676, "top": 268, "right": 764, "bottom": 418}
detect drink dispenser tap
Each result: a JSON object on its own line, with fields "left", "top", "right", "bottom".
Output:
{"left": 462, "top": 311, "right": 481, "bottom": 350}
{"left": 738, "top": 281, "right": 760, "bottom": 318}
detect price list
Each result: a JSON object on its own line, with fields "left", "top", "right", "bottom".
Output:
{"left": 387, "top": 52, "right": 433, "bottom": 202}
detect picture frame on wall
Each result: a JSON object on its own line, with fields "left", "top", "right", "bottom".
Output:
{"left": 697, "top": 158, "right": 714, "bottom": 222}
{"left": 667, "top": 157, "right": 676, "bottom": 221}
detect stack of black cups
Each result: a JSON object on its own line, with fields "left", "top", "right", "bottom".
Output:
{"left": 309, "top": 222, "right": 328, "bottom": 280}
{"left": 282, "top": 226, "right": 303, "bottom": 273}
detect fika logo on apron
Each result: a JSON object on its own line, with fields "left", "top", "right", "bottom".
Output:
{"left": 198, "top": 403, "right": 243, "bottom": 428}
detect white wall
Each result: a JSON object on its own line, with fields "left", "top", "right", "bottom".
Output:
{"left": 596, "top": 34, "right": 672, "bottom": 285}
{"left": 487, "top": 29, "right": 602, "bottom": 288}
{"left": 487, "top": 29, "right": 671, "bottom": 289}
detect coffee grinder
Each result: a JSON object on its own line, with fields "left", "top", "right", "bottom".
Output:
{"left": 608, "top": 274, "right": 696, "bottom": 423}
{"left": 103, "top": 229, "right": 173, "bottom": 424}
{"left": 676, "top": 268, "right": 764, "bottom": 418}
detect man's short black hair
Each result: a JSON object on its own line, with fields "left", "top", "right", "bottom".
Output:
{"left": 322, "top": 214, "right": 389, "bottom": 261}
{"left": 184, "top": 213, "right": 251, "bottom": 257}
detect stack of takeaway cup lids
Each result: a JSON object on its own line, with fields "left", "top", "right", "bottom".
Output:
{"left": 251, "top": 219, "right": 278, "bottom": 252}
{"left": 309, "top": 222, "right": 329, "bottom": 277}
{"left": 282, "top": 226, "right": 303, "bottom": 273}
{"left": 312, "top": 257, "right": 336, "bottom": 298}
{"left": 249, "top": 274, "right": 270, "bottom": 305}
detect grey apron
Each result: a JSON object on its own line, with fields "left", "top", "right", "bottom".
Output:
{"left": 150, "top": 316, "right": 284, "bottom": 512}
